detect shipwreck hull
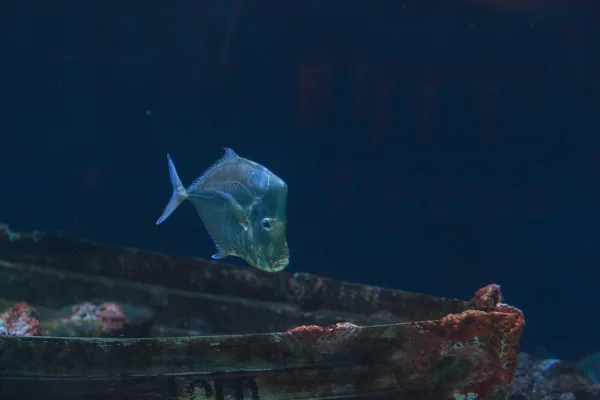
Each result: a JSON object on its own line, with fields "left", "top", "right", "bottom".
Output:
{"left": 0, "top": 224, "right": 524, "bottom": 399}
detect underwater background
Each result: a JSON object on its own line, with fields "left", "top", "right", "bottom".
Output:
{"left": 1, "top": 0, "right": 599, "bottom": 365}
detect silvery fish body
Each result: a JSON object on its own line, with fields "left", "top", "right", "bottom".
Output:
{"left": 156, "top": 148, "right": 290, "bottom": 272}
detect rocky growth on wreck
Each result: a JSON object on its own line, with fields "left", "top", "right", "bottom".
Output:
{"left": 510, "top": 352, "right": 600, "bottom": 400}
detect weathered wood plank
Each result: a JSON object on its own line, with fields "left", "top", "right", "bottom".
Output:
{"left": 0, "top": 369, "right": 407, "bottom": 400}
{"left": 0, "top": 225, "right": 468, "bottom": 323}
{"left": 0, "top": 225, "right": 524, "bottom": 399}
{"left": 0, "top": 303, "right": 523, "bottom": 399}
{"left": 0, "top": 260, "right": 388, "bottom": 334}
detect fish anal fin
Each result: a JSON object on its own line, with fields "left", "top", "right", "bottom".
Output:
{"left": 212, "top": 249, "right": 228, "bottom": 260}
{"left": 207, "top": 231, "right": 228, "bottom": 260}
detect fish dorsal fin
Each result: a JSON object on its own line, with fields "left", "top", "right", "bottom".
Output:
{"left": 218, "top": 147, "right": 239, "bottom": 163}
{"left": 190, "top": 147, "right": 240, "bottom": 190}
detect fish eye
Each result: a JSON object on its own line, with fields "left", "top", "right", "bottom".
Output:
{"left": 261, "top": 218, "right": 272, "bottom": 231}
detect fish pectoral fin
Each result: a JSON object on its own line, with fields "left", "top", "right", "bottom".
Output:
{"left": 215, "top": 190, "right": 249, "bottom": 231}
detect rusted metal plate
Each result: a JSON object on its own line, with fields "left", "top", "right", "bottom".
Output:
{"left": 0, "top": 225, "right": 525, "bottom": 399}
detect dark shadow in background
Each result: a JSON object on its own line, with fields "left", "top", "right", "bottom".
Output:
{"left": 1, "top": 0, "right": 599, "bottom": 360}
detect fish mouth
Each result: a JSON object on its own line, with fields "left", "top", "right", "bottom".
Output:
{"left": 271, "top": 258, "right": 289, "bottom": 272}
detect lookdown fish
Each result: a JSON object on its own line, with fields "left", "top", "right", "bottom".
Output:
{"left": 156, "top": 148, "right": 290, "bottom": 272}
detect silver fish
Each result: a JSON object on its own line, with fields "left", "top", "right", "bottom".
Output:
{"left": 156, "top": 148, "right": 290, "bottom": 272}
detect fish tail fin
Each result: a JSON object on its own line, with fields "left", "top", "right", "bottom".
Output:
{"left": 156, "top": 154, "right": 189, "bottom": 225}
